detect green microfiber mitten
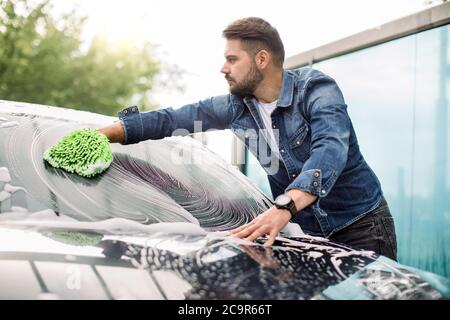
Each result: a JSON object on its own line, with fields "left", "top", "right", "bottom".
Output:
{"left": 45, "top": 231, "right": 103, "bottom": 246}
{"left": 43, "top": 128, "right": 113, "bottom": 178}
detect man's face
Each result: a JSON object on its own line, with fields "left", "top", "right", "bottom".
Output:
{"left": 221, "top": 39, "right": 263, "bottom": 96}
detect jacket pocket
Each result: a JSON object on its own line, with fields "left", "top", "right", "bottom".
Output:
{"left": 231, "top": 124, "right": 258, "bottom": 139}
{"left": 289, "top": 123, "right": 310, "bottom": 162}
{"left": 289, "top": 123, "right": 308, "bottom": 147}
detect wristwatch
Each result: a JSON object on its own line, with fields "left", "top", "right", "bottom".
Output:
{"left": 274, "top": 194, "right": 298, "bottom": 218}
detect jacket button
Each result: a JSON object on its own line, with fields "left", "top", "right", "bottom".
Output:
{"left": 272, "top": 125, "right": 276, "bottom": 129}
{"left": 314, "top": 171, "right": 320, "bottom": 178}
{"left": 296, "top": 141, "right": 300, "bottom": 145}
{"left": 292, "top": 174, "right": 297, "bottom": 178}
{"left": 281, "top": 149, "right": 285, "bottom": 153}
{"left": 313, "top": 181, "right": 318, "bottom": 187}
{"left": 321, "top": 190, "right": 326, "bottom": 194}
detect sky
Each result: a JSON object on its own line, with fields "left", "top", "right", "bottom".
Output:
{"left": 53, "top": 0, "right": 436, "bottom": 108}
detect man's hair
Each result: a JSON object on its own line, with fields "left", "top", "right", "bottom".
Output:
{"left": 222, "top": 17, "right": 285, "bottom": 68}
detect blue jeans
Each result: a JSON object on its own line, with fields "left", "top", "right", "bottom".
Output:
{"left": 328, "top": 197, "right": 398, "bottom": 260}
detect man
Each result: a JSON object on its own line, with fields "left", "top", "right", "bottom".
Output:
{"left": 99, "top": 17, "right": 397, "bottom": 260}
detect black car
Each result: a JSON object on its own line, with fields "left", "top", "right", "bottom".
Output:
{"left": 0, "top": 100, "right": 448, "bottom": 300}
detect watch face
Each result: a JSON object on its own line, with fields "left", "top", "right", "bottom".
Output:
{"left": 275, "top": 194, "right": 291, "bottom": 206}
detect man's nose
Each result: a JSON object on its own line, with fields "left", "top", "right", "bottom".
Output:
{"left": 220, "top": 63, "right": 229, "bottom": 75}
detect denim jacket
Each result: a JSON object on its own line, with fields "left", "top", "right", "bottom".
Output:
{"left": 118, "top": 67, "right": 383, "bottom": 237}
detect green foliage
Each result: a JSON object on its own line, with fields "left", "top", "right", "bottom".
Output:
{"left": 0, "top": 0, "right": 181, "bottom": 115}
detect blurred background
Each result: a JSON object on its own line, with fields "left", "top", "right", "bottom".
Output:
{"left": 0, "top": 0, "right": 436, "bottom": 114}
{"left": 1, "top": 0, "right": 449, "bottom": 278}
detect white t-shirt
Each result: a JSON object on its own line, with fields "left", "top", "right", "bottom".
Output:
{"left": 254, "top": 98, "right": 280, "bottom": 159}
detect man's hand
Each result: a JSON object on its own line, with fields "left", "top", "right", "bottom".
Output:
{"left": 229, "top": 206, "right": 291, "bottom": 247}
{"left": 229, "top": 189, "right": 317, "bottom": 247}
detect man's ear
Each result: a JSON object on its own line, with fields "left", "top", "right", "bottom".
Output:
{"left": 255, "top": 50, "right": 270, "bottom": 69}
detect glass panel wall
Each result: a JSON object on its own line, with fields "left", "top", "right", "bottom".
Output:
{"left": 244, "top": 151, "right": 273, "bottom": 199}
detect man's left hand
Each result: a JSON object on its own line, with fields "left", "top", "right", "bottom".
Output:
{"left": 228, "top": 206, "right": 291, "bottom": 247}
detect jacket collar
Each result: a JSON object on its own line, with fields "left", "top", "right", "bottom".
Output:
{"left": 277, "top": 70, "right": 294, "bottom": 107}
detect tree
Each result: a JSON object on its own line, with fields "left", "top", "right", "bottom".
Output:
{"left": 0, "top": 0, "right": 183, "bottom": 115}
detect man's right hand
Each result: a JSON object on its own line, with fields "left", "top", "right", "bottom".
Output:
{"left": 98, "top": 121, "right": 125, "bottom": 144}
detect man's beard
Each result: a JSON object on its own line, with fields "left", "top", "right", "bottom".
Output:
{"left": 226, "top": 63, "right": 263, "bottom": 96}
